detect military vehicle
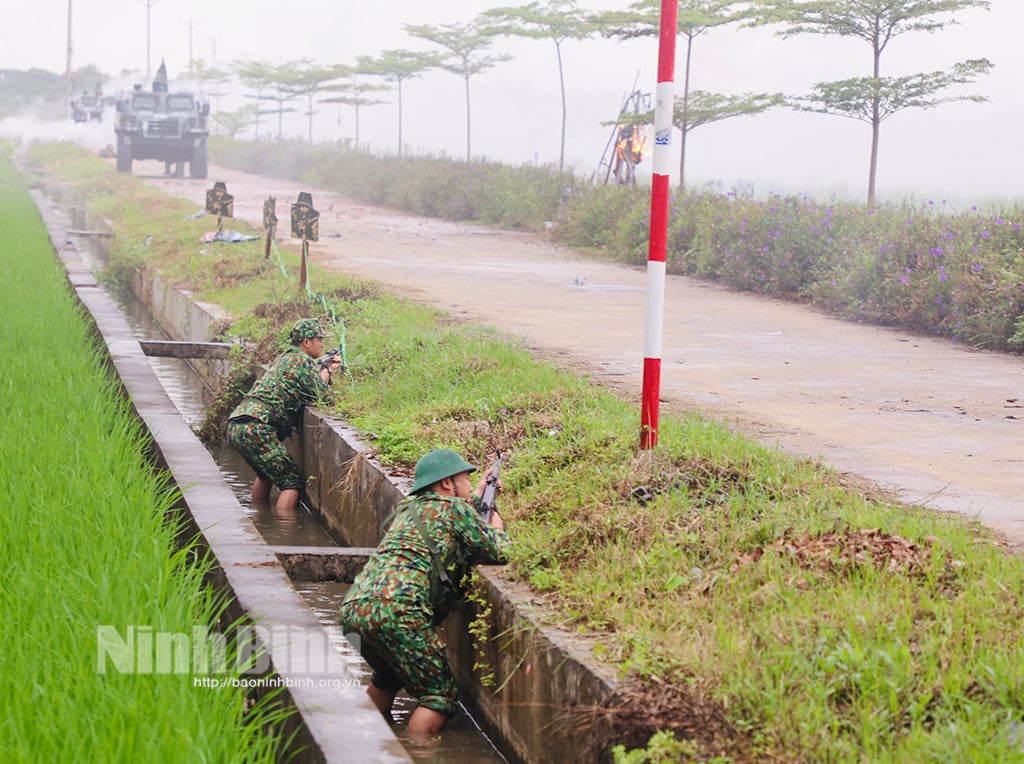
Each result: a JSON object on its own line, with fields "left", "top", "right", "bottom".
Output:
{"left": 71, "top": 92, "right": 103, "bottom": 123}
{"left": 114, "top": 62, "right": 210, "bottom": 178}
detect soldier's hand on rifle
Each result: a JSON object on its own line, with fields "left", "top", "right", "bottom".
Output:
{"left": 473, "top": 467, "right": 502, "bottom": 499}
{"left": 318, "top": 347, "right": 345, "bottom": 382}
{"left": 475, "top": 454, "right": 505, "bottom": 530}
{"left": 324, "top": 356, "right": 343, "bottom": 384}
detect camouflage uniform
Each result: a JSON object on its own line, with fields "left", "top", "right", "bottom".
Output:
{"left": 226, "top": 345, "right": 331, "bottom": 492}
{"left": 339, "top": 492, "right": 511, "bottom": 716}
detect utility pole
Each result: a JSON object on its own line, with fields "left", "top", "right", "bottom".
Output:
{"left": 145, "top": 0, "right": 158, "bottom": 80}
{"left": 639, "top": 0, "right": 677, "bottom": 450}
{"left": 185, "top": 19, "right": 196, "bottom": 76}
{"left": 65, "top": 0, "right": 73, "bottom": 118}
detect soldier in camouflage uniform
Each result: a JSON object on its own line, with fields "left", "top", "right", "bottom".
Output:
{"left": 226, "top": 318, "right": 342, "bottom": 511}
{"left": 339, "top": 448, "right": 511, "bottom": 736}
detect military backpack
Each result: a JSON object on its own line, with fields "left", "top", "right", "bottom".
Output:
{"left": 386, "top": 498, "right": 474, "bottom": 626}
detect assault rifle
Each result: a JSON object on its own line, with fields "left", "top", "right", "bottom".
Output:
{"left": 318, "top": 347, "right": 344, "bottom": 373}
{"left": 479, "top": 450, "right": 503, "bottom": 522}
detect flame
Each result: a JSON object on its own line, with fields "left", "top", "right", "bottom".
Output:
{"left": 638, "top": 125, "right": 652, "bottom": 163}
{"left": 616, "top": 124, "right": 648, "bottom": 165}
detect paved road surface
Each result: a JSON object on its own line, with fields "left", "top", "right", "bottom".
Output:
{"left": 139, "top": 162, "right": 1024, "bottom": 550}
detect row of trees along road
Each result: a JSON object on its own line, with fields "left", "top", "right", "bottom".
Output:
{"left": 190, "top": 0, "right": 991, "bottom": 208}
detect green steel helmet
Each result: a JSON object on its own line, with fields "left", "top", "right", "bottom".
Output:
{"left": 290, "top": 318, "right": 326, "bottom": 344}
{"left": 409, "top": 448, "right": 477, "bottom": 494}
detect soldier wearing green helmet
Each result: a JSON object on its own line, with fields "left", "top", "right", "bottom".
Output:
{"left": 340, "top": 447, "right": 510, "bottom": 736}
{"left": 226, "top": 318, "right": 343, "bottom": 510}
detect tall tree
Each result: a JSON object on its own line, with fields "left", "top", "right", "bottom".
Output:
{"left": 189, "top": 58, "right": 231, "bottom": 123}
{"left": 753, "top": 0, "right": 992, "bottom": 207}
{"left": 283, "top": 62, "right": 348, "bottom": 146}
{"left": 358, "top": 50, "right": 441, "bottom": 157}
{"left": 404, "top": 22, "right": 511, "bottom": 162}
{"left": 233, "top": 59, "right": 275, "bottom": 139}
{"left": 262, "top": 60, "right": 313, "bottom": 141}
{"left": 672, "top": 89, "right": 782, "bottom": 148}
{"left": 319, "top": 66, "right": 391, "bottom": 151}
{"left": 480, "top": 0, "right": 596, "bottom": 172}
{"left": 212, "top": 104, "right": 260, "bottom": 139}
{"left": 596, "top": 0, "right": 750, "bottom": 190}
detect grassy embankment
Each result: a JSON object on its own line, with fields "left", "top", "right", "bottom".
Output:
{"left": 0, "top": 150, "right": 286, "bottom": 762}
{"left": 30, "top": 141, "right": 1024, "bottom": 763}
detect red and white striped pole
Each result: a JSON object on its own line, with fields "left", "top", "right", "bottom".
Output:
{"left": 640, "top": 0, "right": 677, "bottom": 450}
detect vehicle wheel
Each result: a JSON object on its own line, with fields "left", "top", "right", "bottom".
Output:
{"left": 190, "top": 142, "right": 208, "bottom": 179}
{"left": 116, "top": 139, "right": 132, "bottom": 174}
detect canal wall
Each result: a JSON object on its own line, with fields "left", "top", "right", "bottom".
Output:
{"left": 42, "top": 178, "right": 625, "bottom": 764}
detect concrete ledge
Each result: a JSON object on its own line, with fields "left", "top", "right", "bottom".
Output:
{"left": 272, "top": 546, "right": 374, "bottom": 582}
{"left": 140, "top": 339, "right": 235, "bottom": 358}
{"left": 127, "top": 267, "right": 233, "bottom": 385}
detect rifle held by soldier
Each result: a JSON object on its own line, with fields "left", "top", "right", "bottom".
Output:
{"left": 479, "top": 450, "right": 503, "bottom": 522}
{"left": 318, "top": 347, "right": 343, "bottom": 372}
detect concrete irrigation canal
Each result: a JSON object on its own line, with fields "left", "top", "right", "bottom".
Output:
{"left": 25, "top": 164, "right": 623, "bottom": 762}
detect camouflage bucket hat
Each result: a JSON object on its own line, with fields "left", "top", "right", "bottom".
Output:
{"left": 290, "top": 318, "right": 326, "bottom": 344}
{"left": 409, "top": 448, "right": 477, "bottom": 494}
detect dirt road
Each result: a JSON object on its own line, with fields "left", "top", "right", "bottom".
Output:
{"left": 139, "top": 161, "right": 1024, "bottom": 549}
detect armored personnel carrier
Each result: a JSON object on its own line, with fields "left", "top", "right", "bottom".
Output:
{"left": 71, "top": 92, "right": 103, "bottom": 123}
{"left": 114, "top": 61, "right": 210, "bottom": 178}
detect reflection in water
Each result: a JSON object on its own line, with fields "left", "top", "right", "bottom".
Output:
{"left": 207, "top": 442, "right": 339, "bottom": 547}
{"left": 295, "top": 582, "right": 508, "bottom": 764}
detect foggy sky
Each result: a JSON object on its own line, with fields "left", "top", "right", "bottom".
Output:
{"left": 1, "top": 0, "right": 1019, "bottom": 204}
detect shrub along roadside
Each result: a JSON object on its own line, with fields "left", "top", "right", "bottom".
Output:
{"left": 210, "top": 136, "right": 1024, "bottom": 353}
{"left": 0, "top": 152, "right": 286, "bottom": 762}
{"left": 32, "top": 143, "right": 1024, "bottom": 763}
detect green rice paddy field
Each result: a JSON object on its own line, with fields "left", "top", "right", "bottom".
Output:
{"left": 0, "top": 152, "right": 285, "bottom": 761}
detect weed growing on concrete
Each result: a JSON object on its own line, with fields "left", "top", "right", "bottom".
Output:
{"left": 466, "top": 574, "right": 496, "bottom": 689}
